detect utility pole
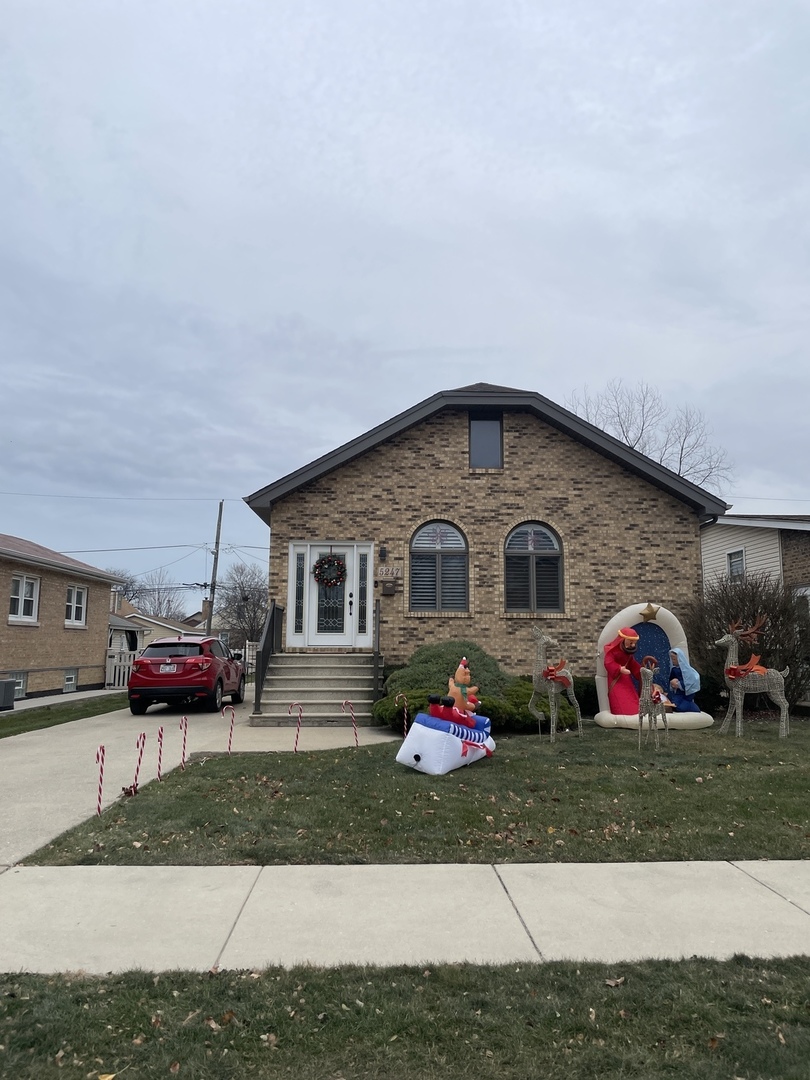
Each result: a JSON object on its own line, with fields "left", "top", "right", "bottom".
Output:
{"left": 205, "top": 500, "right": 224, "bottom": 634}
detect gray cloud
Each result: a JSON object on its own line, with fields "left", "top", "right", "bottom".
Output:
{"left": 2, "top": 0, "right": 809, "bottom": 581}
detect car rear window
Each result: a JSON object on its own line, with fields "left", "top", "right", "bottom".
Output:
{"left": 142, "top": 643, "right": 204, "bottom": 658}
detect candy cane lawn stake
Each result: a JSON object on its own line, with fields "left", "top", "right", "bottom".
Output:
{"left": 96, "top": 745, "right": 105, "bottom": 816}
{"left": 289, "top": 701, "right": 303, "bottom": 753}
{"left": 156, "top": 725, "right": 164, "bottom": 782}
{"left": 342, "top": 699, "right": 358, "bottom": 747}
{"left": 395, "top": 693, "right": 409, "bottom": 738}
{"left": 132, "top": 732, "right": 147, "bottom": 794}
{"left": 222, "top": 705, "right": 236, "bottom": 755}
{"left": 179, "top": 716, "right": 189, "bottom": 771}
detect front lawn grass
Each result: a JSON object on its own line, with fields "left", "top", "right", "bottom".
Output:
{"left": 2, "top": 957, "right": 810, "bottom": 1079}
{"left": 25, "top": 720, "right": 810, "bottom": 866}
{"left": 0, "top": 694, "right": 129, "bottom": 740}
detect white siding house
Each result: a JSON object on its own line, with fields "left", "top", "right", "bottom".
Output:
{"left": 701, "top": 519, "right": 782, "bottom": 584}
{"left": 700, "top": 515, "right": 810, "bottom": 592}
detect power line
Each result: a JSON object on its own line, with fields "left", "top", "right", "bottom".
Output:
{"left": 62, "top": 544, "right": 269, "bottom": 554}
{"left": 1, "top": 490, "right": 247, "bottom": 502}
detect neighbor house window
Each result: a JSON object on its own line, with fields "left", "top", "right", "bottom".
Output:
{"left": 469, "top": 414, "right": 503, "bottom": 468}
{"left": 727, "top": 549, "right": 745, "bottom": 583}
{"left": 9, "top": 575, "right": 39, "bottom": 621}
{"left": 505, "top": 523, "right": 563, "bottom": 612}
{"left": 65, "top": 585, "right": 87, "bottom": 626}
{"left": 63, "top": 669, "right": 78, "bottom": 693}
{"left": 10, "top": 672, "right": 27, "bottom": 699}
{"left": 410, "top": 522, "right": 468, "bottom": 611}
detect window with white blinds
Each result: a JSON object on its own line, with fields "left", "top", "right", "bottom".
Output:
{"left": 410, "top": 522, "right": 468, "bottom": 611}
{"left": 504, "top": 523, "right": 563, "bottom": 612}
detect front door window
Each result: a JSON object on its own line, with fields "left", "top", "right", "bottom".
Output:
{"left": 316, "top": 551, "right": 346, "bottom": 634}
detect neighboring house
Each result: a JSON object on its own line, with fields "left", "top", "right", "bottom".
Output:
{"left": 701, "top": 515, "right": 810, "bottom": 597}
{"left": 108, "top": 613, "right": 144, "bottom": 654}
{"left": 244, "top": 383, "right": 729, "bottom": 675}
{"left": 0, "top": 534, "right": 122, "bottom": 699}
{"left": 120, "top": 600, "right": 230, "bottom": 645}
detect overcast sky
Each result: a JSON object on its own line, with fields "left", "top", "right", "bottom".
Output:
{"left": 2, "top": 1, "right": 809, "bottom": 607}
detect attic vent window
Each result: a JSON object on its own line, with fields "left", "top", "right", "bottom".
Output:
{"left": 469, "top": 415, "right": 503, "bottom": 469}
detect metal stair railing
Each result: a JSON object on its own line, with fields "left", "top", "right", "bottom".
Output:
{"left": 252, "top": 601, "right": 284, "bottom": 715}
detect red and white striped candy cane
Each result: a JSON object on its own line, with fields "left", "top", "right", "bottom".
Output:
{"left": 289, "top": 701, "right": 303, "bottom": 753}
{"left": 156, "top": 725, "right": 164, "bottom": 782}
{"left": 395, "top": 693, "right": 410, "bottom": 737}
{"left": 95, "top": 745, "right": 105, "bottom": 815}
{"left": 132, "top": 732, "right": 146, "bottom": 794}
{"left": 179, "top": 715, "right": 188, "bottom": 771}
{"left": 342, "top": 699, "right": 358, "bottom": 747}
{"left": 222, "top": 705, "right": 236, "bottom": 755}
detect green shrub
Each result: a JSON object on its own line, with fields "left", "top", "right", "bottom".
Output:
{"left": 505, "top": 678, "right": 578, "bottom": 733}
{"left": 572, "top": 676, "right": 599, "bottom": 718}
{"left": 372, "top": 688, "right": 436, "bottom": 732}
{"left": 383, "top": 640, "right": 513, "bottom": 698}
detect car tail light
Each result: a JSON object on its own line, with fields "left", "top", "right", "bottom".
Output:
{"left": 186, "top": 658, "right": 212, "bottom": 671}
{"left": 132, "top": 659, "right": 149, "bottom": 672}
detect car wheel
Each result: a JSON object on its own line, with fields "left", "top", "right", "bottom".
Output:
{"left": 231, "top": 675, "right": 245, "bottom": 704}
{"left": 130, "top": 699, "right": 149, "bottom": 715}
{"left": 207, "top": 680, "right": 223, "bottom": 712}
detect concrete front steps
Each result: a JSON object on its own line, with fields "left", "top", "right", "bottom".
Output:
{"left": 250, "top": 652, "right": 381, "bottom": 727}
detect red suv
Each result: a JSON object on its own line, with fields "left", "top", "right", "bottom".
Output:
{"left": 127, "top": 636, "right": 246, "bottom": 715}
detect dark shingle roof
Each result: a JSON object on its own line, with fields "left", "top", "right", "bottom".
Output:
{"left": 245, "top": 383, "right": 730, "bottom": 524}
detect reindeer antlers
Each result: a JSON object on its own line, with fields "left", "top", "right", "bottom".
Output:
{"left": 729, "top": 615, "right": 768, "bottom": 642}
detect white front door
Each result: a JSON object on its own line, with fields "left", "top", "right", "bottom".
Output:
{"left": 287, "top": 543, "right": 374, "bottom": 648}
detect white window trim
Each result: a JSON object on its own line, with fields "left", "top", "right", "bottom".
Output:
{"left": 9, "top": 574, "right": 40, "bottom": 623}
{"left": 727, "top": 548, "right": 745, "bottom": 581}
{"left": 65, "top": 584, "right": 88, "bottom": 627}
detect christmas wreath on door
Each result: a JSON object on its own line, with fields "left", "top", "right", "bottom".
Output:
{"left": 312, "top": 554, "right": 347, "bottom": 587}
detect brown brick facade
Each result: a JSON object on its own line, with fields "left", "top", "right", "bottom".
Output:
{"left": 267, "top": 409, "right": 703, "bottom": 675}
{"left": 780, "top": 530, "right": 810, "bottom": 589}
{"left": 1, "top": 559, "right": 109, "bottom": 695}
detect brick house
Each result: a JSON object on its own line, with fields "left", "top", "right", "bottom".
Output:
{"left": 701, "top": 515, "right": 810, "bottom": 599}
{"left": 1, "top": 534, "right": 121, "bottom": 699}
{"left": 245, "top": 383, "right": 729, "bottom": 677}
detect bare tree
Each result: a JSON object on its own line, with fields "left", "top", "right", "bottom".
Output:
{"left": 566, "top": 379, "right": 732, "bottom": 491}
{"left": 214, "top": 563, "right": 269, "bottom": 649}
{"left": 127, "top": 568, "right": 188, "bottom": 620}
{"left": 107, "top": 567, "right": 141, "bottom": 603}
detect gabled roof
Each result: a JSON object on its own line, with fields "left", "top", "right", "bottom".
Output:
{"left": 123, "top": 611, "right": 199, "bottom": 635}
{"left": 705, "top": 515, "right": 810, "bottom": 532}
{"left": 0, "top": 534, "right": 122, "bottom": 584}
{"left": 245, "top": 383, "right": 730, "bottom": 524}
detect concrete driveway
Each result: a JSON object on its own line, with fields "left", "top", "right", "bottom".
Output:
{"left": 0, "top": 696, "right": 395, "bottom": 866}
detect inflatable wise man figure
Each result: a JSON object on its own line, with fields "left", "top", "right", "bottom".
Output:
{"left": 448, "top": 657, "right": 480, "bottom": 716}
{"left": 603, "top": 627, "right": 642, "bottom": 715}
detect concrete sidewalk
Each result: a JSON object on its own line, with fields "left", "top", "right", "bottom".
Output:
{"left": 2, "top": 700, "right": 810, "bottom": 973}
{"left": 2, "top": 860, "right": 810, "bottom": 974}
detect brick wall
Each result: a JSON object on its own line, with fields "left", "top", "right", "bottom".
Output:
{"left": 0, "top": 559, "right": 109, "bottom": 695}
{"left": 267, "top": 409, "right": 703, "bottom": 675}
{"left": 780, "top": 530, "right": 810, "bottom": 588}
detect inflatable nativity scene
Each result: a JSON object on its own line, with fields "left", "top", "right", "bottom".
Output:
{"left": 595, "top": 602, "right": 713, "bottom": 730}
{"left": 396, "top": 600, "right": 715, "bottom": 776}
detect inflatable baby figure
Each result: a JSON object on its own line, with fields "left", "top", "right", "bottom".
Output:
{"left": 448, "top": 657, "right": 479, "bottom": 716}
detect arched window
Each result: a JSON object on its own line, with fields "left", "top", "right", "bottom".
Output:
{"left": 504, "top": 523, "right": 563, "bottom": 612}
{"left": 410, "top": 522, "right": 468, "bottom": 611}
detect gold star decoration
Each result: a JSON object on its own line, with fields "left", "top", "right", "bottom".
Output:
{"left": 639, "top": 603, "right": 660, "bottom": 622}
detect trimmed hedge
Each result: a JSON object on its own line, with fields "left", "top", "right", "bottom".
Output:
{"left": 374, "top": 641, "right": 597, "bottom": 735}
{"left": 383, "top": 640, "right": 513, "bottom": 698}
